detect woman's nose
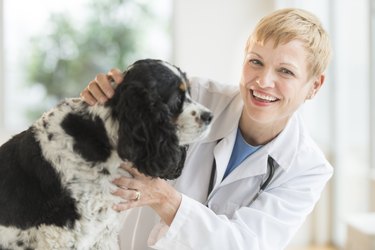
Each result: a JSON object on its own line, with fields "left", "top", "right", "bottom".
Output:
{"left": 256, "top": 70, "right": 275, "bottom": 88}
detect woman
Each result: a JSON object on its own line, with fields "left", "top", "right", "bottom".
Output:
{"left": 81, "top": 8, "right": 333, "bottom": 250}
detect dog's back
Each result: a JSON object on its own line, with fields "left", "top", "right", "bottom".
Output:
{"left": 0, "top": 99, "right": 126, "bottom": 249}
{"left": 0, "top": 127, "right": 80, "bottom": 228}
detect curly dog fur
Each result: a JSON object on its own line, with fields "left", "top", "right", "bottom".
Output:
{"left": 0, "top": 59, "right": 212, "bottom": 250}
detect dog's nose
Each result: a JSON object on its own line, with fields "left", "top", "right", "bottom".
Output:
{"left": 200, "top": 111, "right": 213, "bottom": 125}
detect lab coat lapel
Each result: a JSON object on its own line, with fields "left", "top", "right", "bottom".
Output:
{"left": 211, "top": 129, "right": 236, "bottom": 190}
{"left": 210, "top": 131, "right": 269, "bottom": 194}
{"left": 217, "top": 112, "right": 303, "bottom": 187}
{"left": 267, "top": 112, "right": 301, "bottom": 171}
{"left": 221, "top": 147, "right": 269, "bottom": 186}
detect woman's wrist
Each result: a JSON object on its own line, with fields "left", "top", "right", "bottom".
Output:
{"left": 151, "top": 181, "right": 182, "bottom": 226}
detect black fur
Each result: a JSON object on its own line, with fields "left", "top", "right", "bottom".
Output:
{"left": 61, "top": 113, "right": 112, "bottom": 163}
{"left": 107, "top": 60, "right": 188, "bottom": 179}
{"left": 0, "top": 128, "right": 80, "bottom": 229}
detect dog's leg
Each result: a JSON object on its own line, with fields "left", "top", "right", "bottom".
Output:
{"left": 90, "top": 211, "right": 131, "bottom": 250}
{"left": 91, "top": 227, "right": 120, "bottom": 250}
{"left": 35, "top": 225, "right": 76, "bottom": 250}
{"left": 0, "top": 227, "right": 38, "bottom": 250}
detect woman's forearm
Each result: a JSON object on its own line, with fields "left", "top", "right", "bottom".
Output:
{"left": 149, "top": 180, "right": 182, "bottom": 226}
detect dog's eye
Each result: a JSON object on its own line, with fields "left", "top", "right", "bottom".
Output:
{"left": 168, "top": 95, "right": 184, "bottom": 115}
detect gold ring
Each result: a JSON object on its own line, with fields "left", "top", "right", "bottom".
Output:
{"left": 134, "top": 190, "right": 141, "bottom": 201}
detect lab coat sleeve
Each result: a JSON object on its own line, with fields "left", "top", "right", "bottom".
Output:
{"left": 148, "top": 194, "right": 243, "bottom": 250}
{"left": 147, "top": 162, "right": 333, "bottom": 250}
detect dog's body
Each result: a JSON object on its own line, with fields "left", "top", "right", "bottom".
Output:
{"left": 0, "top": 59, "right": 212, "bottom": 250}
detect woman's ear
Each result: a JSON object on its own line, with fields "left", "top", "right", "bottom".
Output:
{"left": 307, "top": 74, "right": 325, "bottom": 100}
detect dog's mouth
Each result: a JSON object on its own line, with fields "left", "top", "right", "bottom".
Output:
{"left": 176, "top": 115, "right": 213, "bottom": 146}
{"left": 177, "top": 129, "right": 210, "bottom": 146}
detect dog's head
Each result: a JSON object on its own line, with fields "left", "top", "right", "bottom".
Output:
{"left": 106, "top": 59, "right": 212, "bottom": 179}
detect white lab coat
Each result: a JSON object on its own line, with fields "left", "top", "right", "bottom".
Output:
{"left": 118, "top": 77, "right": 333, "bottom": 250}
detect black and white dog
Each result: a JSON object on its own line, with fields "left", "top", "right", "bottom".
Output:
{"left": 0, "top": 59, "right": 212, "bottom": 250}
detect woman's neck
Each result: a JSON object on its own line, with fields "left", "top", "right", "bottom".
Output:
{"left": 238, "top": 109, "right": 289, "bottom": 146}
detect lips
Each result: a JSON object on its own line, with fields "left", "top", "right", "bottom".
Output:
{"left": 251, "top": 90, "right": 279, "bottom": 103}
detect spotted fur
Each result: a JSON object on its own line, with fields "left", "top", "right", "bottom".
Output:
{"left": 0, "top": 59, "right": 212, "bottom": 250}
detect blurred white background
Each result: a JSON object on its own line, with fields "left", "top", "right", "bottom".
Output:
{"left": 1, "top": 0, "right": 374, "bottom": 249}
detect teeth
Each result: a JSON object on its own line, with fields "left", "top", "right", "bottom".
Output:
{"left": 252, "top": 90, "right": 278, "bottom": 102}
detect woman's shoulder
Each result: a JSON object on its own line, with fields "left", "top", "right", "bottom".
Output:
{"left": 290, "top": 114, "right": 333, "bottom": 176}
{"left": 268, "top": 114, "right": 333, "bottom": 192}
{"left": 189, "top": 77, "right": 239, "bottom": 99}
{"left": 188, "top": 76, "right": 240, "bottom": 114}
{"left": 271, "top": 113, "right": 332, "bottom": 172}
{"left": 188, "top": 77, "right": 242, "bottom": 142}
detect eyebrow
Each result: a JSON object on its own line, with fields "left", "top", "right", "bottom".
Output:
{"left": 247, "top": 52, "right": 262, "bottom": 58}
{"left": 247, "top": 52, "right": 299, "bottom": 71}
{"left": 280, "top": 62, "right": 299, "bottom": 71}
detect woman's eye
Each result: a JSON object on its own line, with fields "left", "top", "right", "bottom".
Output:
{"left": 249, "top": 59, "right": 263, "bottom": 66}
{"left": 280, "top": 68, "right": 294, "bottom": 76}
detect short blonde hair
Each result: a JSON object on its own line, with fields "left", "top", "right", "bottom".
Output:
{"left": 246, "top": 8, "right": 332, "bottom": 78}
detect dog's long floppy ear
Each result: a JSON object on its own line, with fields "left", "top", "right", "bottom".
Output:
{"left": 108, "top": 81, "right": 184, "bottom": 179}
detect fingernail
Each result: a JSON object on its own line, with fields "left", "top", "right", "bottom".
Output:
{"left": 107, "top": 90, "right": 114, "bottom": 98}
{"left": 123, "top": 161, "right": 132, "bottom": 167}
{"left": 99, "top": 97, "right": 107, "bottom": 104}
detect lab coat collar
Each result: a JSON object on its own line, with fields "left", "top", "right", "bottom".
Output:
{"left": 201, "top": 94, "right": 243, "bottom": 143}
{"left": 212, "top": 110, "right": 302, "bottom": 188}
{"left": 266, "top": 111, "right": 302, "bottom": 172}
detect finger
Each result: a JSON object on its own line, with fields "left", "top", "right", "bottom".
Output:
{"left": 112, "top": 196, "right": 144, "bottom": 212}
{"left": 113, "top": 202, "right": 135, "bottom": 212}
{"left": 95, "top": 73, "right": 114, "bottom": 99}
{"left": 112, "top": 177, "right": 137, "bottom": 190}
{"left": 80, "top": 88, "right": 97, "bottom": 106}
{"left": 121, "top": 164, "right": 142, "bottom": 177}
{"left": 112, "top": 187, "right": 140, "bottom": 201}
{"left": 108, "top": 68, "right": 124, "bottom": 84}
{"left": 87, "top": 80, "right": 108, "bottom": 104}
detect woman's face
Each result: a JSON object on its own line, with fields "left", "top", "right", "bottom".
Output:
{"left": 240, "top": 39, "right": 323, "bottom": 129}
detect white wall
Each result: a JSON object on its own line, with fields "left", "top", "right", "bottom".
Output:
{"left": 172, "top": 0, "right": 274, "bottom": 85}
{"left": 0, "top": 0, "right": 4, "bottom": 132}
{"left": 329, "top": 0, "right": 371, "bottom": 247}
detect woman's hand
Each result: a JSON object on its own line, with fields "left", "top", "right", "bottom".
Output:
{"left": 80, "top": 68, "right": 123, "bottom": 105}
{"left": 112, "top": 162, "right": 182, "bottom": 226}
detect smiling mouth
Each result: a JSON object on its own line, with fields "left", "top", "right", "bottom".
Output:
{"left": 251, "top": 90, "right": 279, "bottom": 103}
